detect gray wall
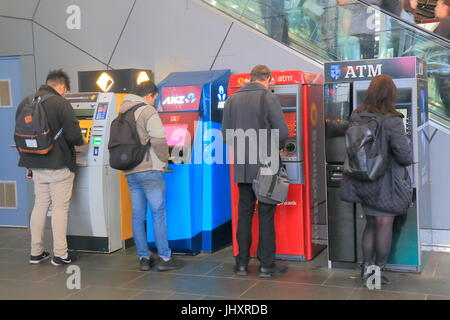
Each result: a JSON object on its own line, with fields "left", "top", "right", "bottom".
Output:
{"left": 1, "top": 0, "right": 321, "bottom": 95}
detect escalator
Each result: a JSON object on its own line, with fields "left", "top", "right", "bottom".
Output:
{"left": 201, "top": 0, "right": 450, "bottom": 127}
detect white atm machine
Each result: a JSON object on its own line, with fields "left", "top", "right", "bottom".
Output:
{"left": 66, "top": 92, "right": 121, "bottom": 253}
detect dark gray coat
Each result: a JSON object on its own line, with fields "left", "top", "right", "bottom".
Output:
{"left": 340, "top": 111, "right": 413, "bottom": 214}
{"left": 221, "top": 82, "right": 289, "bottom": 184}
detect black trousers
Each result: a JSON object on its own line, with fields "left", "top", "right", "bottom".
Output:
{"left": 236, "top": 183, "right": 277, "bottom": 268}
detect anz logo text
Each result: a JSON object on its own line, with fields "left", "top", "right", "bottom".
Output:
{"left": 162, "top": 93, "right": 197, "bottom": 105}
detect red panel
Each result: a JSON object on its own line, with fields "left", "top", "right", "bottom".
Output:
{"left": 301, "top": 85, "right": 313, "bottom": 260}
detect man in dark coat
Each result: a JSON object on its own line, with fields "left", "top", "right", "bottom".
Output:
{"left": 16, "top": 69, "right": 84, "bottom": 266}
{"left": 222, "top": 65, "right": 289, "bottom": 278}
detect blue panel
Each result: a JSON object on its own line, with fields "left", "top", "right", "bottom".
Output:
{"left": 148, "top": 70, "right": 232, "bottom": 254}
{"left": 0, "top": 57, "right": 29, "bottom": 227}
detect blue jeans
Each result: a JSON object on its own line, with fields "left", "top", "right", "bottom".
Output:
{"left": 126, "top": 171, "right": 171, "bottom": 260}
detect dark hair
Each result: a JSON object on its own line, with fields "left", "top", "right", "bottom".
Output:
{"left": 46, "top": 69, "right": 70, "bottom": 91}
{"left": 250, "top": 65, "right": 272, "bottom": 82}
{"left": 402, "top": 0, "right": 415, "bottom": 13}
{"left": 356, "top": 74, "right": 402, "bottom": 116}
{"left": 136, "top": 80, "right": 158, "bottom": 97}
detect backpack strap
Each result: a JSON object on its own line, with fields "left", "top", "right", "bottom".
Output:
{"left": 257, "top": 90, "right": 269, "bottom": 130}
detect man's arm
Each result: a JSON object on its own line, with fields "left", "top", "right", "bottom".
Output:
{"left": 59, "top": 99, "right": 84, "bottom": 146}
{"left": 146, "top": 113, "right": 169, "bottom": 165}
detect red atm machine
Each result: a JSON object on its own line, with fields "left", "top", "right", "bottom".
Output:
{"left": 228, "top": 70, "right": 327, "bottom": 261}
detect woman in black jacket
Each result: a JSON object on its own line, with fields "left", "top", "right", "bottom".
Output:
{"left": 341, "top": 75, "right": 413, "bottom": 286}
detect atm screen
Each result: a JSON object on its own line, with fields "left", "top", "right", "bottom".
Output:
{"left": 95, "top": 103, "right": 109, "bottom": 120}
{"left": 74, "top": 109, "right": 95, "bottom": 118}
{"left": 164, "top": 124, "right": 189, "bottom": 147}
{"left": 283, "top": 112, "right": 297, "bottom": 138}
{"left": 276, "top": 94, "right": 297, "bottom": 108}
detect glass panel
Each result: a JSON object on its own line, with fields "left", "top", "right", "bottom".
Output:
{"left": 202, "top": 0, "right": 450, "bottom": 125}
{"left": 0, "top": 80, "right": 12, "bottom": 107}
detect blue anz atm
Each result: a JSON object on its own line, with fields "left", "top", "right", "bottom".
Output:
{"left": 146, "top": 70, "right": 231, "bottom": 254}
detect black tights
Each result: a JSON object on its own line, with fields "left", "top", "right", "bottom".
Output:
{"left": 362, "top": 215, "right": 395, "bottom": 266}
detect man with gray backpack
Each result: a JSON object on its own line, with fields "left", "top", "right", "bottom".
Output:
{"left": 109, "top": 80, "right": 179, "bottom": 272}
{"left": 15, "top": 69, "right": 84, "bottom": 266}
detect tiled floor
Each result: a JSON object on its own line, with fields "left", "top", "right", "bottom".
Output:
{"left": 1, "top": 225, "right": 450, "bottom": 300}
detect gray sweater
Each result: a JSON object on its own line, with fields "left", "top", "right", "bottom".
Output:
{"left": 120, "top": 94, "right": 169, "bottom": 175}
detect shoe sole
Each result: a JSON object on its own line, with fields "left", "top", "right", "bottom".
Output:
{"left": 157, "top": 267, "right": 178, "bottom": 272}
{"left": 29, "top": 255, "right": 51, "bottom": 264}
{"left": 259, "top": 270, "right": 287, "bottom": 278}
{"left": 51, "top": 259, "right": 72, "bottom": 266}
{"left": 234, "top": 270, "right": 248, "bottom": 276}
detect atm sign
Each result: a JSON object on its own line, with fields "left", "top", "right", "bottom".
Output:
{"left": 160, "top": 86, "right": 202, "bottom": 112}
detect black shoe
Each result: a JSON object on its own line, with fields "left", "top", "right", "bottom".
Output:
{"left": 360, "top": 263, "right": 374, "bottom": 284}
{"left": 377, "top": 265, "right": 391, "bottom": 285}
{"left": 233, "top": 264, "right": 248, "bottom": 276}
{"left": 156, "top": 257, "right": 179, "bottom": 272}
{"left": 139, "top": 257, "right": 154, "bottom": 271}
{"left": 259, "top": 263, "right": 288, "bottom": 278}
{"left": 51, "top": 253, "right": 75, "bottom": 266}
{"left": 30, "top": 251, "right": 51, "bottom": 264}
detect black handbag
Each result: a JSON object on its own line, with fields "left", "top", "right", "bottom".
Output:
{"left": 252, "top": 90, "right": 290, "bottom": 205}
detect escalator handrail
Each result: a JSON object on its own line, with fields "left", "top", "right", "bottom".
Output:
{"left": 358, "top": 0, "right": 450, "bottom": 47}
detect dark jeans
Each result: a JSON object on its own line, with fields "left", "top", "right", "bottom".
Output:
{"left": 236, "top": 183, "right": 277, "bottom": 268}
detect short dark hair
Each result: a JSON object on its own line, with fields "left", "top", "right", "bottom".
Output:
{"left": 136, "top": 80, "right": 158, "bottom": 97}
{"left": 250, "top": 65, "right": 272, "bottom": 82}
{"left": 46, "top": 69, "right": 70, "bottom": 91}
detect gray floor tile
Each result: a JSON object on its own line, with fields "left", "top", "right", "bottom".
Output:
{"left": 73, "top": 252, "right": 141, "bottom": 272}
{"left": 161, "top": 260, "right": 223, "bottom": 276}
{"left": 348, "top": 288, "right": 426, "bottom": 300}
{"left": 65, "top": 286, "right": 142, "bottom": 300}
{"left": 0, "top": 262, "right": 37, "bottom": 280}
{"left": 426, "top": 294, "right": 450, "bottom": 300}
{"left": 202, "top": 295, "right": 244, "bottom": 300}
{"left": 45, "top": 267, "right": 146, "bottom": 288}
{"left": 123, "top": 272, "right": 257, "bottom": 298}
{"left": 167, "top": 293, "right": 204, "bottom": 300}
{"left": 323, "top": 269, "right": 362, "bottom": 288}
{"left": 241, "top": 281, "right": 354, "bottom": 300}
{"left": 0, "top": 279, "right": 80, "bottom": 300}
{"left": 380, "top": 273, "right": 450, "bottom": 296}
{"left": 131, "top": 290, "right": 173, "bottom": 300}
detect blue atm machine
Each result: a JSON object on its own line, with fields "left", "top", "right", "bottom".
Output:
{"left": 146, "top": 70, "right": 231, "bottom": 254}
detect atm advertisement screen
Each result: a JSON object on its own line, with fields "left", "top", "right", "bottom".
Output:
{"left": 283, "top": 112, "right": 297, "bottom": 138}
{"left": 164, "top": 124, "right": 189, "bottom": 147}
{"left": 159, "top": 86, "right": 202, "bottom": 112}
{"left": 95, "top": 103, "right": 108, "bottom": 120}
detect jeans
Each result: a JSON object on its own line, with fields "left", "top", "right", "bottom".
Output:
{"left": 126, "top": 171, "right": 171, "bottom": 260}
{"left": 236, "top": 183, "right": 277, "bottom": 268}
